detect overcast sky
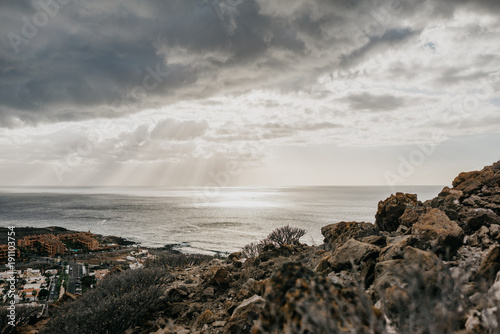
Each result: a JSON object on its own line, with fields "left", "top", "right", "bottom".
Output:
{"left": 0, "top": 0, "right": 499, "bottom": 187}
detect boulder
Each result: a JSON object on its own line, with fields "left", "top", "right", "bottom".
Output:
{"left": 431, "top": 187, "right": 464, "bottom": 220}
{"left": 375, "top": 193, "right": 419, "bottom": 232}
{"left": 253, "top": 262, "right": 383, "bottom": 333}
{"left": 378, "top": 236, "right": 413, "bottom": 262}
{"left": 453, "top": 164, "right": 500, "bottom": 195}
{"left": 194, "top": 309, "right": 214, "bottom": 328}
{"left": 321, "top": 221, "right": 376, "bottom": 251}
{"left": 224, "top": 295, "right": 265, "bottom": 334}
{"left": 329, "top": 239, "right": 380, "bottom": 271}
{"left": 373, "top": 247, "right": 441, "bottom": 299}
{"left": 410, "top": 208, "right": 464, "bottom": 258}
{"left": 463, "top": 208, "right": 500, "bottom": 234}
{"left": 399, "top": 207, "right": 429, "bottom": 228}
{"left": 212, "top": 267, "right": 231, "bottom": 287}
{"left": 361, "top": 235, "right": 387, "bottom": 247}
{"left": 474, "top": 245, "right": 500, "bottom": 285}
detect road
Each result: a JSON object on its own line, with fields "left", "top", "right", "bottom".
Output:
{"left": 67, "top": 262, "right": 84, "bottom": 295}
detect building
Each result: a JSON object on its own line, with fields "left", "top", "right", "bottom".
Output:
{"left": 16, "top": 231, "right": 100, "bottom": 256}
{"left": 17, "top": 234, "right": 67, "bottom": 256}
{"left": 0, "top": 244, "right": 20, "bottom": 264}
{"left": 59, "top": 232, "right": 100, "bottom": 250}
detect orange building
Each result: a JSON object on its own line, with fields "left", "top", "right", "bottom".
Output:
{"left": 0, "top": 244, "right": 20, "bottom": 263}
{"left": 18, "top": 234, "right": 67, "bottom": 256}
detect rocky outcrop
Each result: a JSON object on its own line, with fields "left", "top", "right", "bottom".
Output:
{"left": 410, "top": 208, "right": 464, "bottom": 258}
{"left": 253, "top": 262, "right": 383, "bottom": 334}
{"left": 375, "top": 193, "right": 419, "bottom": 232}
{"left": 329, "top": 238, "right": 380, "bottom": 271}
{"left": 321, "top": 221, "right": 376, "bottom": 251}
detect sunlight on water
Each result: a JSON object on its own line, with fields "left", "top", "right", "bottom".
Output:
{"left": 0, "top": 186, "right": 444, "bottom": 254}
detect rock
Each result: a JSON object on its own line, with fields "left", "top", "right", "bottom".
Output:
{"left": 375, "top": 193, "right": 419, "bottom": 232}
{"left": 453, "top": 171, "right": 482, "bottom": 193}
{"left": 194, "top": 309, "right": 213, "bottom": 328}
{"left": 464, "top": 208, "right": 500, "bottom": 234}
{"left": 378, "top": 236, "right": 413, "bottom": 262}
{"left": 490, "top": 224, "right": 500, "bottom": 238}
{"left": 361, "top": 235, "right": 387, "bottom": 247}
{"left": 431, "top": 187, "right": 464, "bottom": 220}
{"left": 212, "top": 267, "right": 231, "bottom": 287}
{"left": 321, "top": 221, "right": 376, "bottom": 251}
{"left": 315, "top": 254, "right": 332, "bottom": 273}
{"left": 228, "top": 252, "right": 242, "bottom": 261}
{"left": 410, "top": 208, "right": 464, "bottom": 258}
{"left": 253, "top": 262, "right": 383, "bottom": 333}
{"left": 453, "top": 164, "right": 500, "bottom": 195}
{"left": 329, "top": 239, "right": 380, "bottom": 271}
{"left": 203, "top": 287, "right": 215, "bottom": 298}
{"left": 474, "top": 245, "right": 500, "bottom": 285}
{"left": 167, "top": 287, "right": 188, "bottom": 302}
{"left": 213, "top": 320, "right": 227, "bottom": 327}
{"left": 224, "top": 295, "right": 265, "bottom": 334}
{"left": 373, "top": 247, "right": 441, "bottom": 299}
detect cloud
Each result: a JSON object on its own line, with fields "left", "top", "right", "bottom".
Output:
{"left": 342, "top": 93, "right": 405, "bottom": 111}
{"left": 1, "top": 0, "right": 498, "bottom": 127}
{"left": 150, "top": 118, "right": 209, "bottom": 140}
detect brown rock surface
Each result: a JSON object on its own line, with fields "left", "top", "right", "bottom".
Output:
{"left": 375, "top": 193, "right": 419, "bottom": 232}
{"left": 321, "top": 221, "right": 376, "bottom": 251}
{"left": 411, "top": 208, "right": 464, "bottom": 258}
{"left": 329, "top": 238, "right": 380, "bottom": 271}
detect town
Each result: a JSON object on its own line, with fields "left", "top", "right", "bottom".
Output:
{"left": 0, "top": 230, "right": 155, "bottom": 317}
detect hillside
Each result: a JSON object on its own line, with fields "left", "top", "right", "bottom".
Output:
{"left": 12, "top": 161, "right": 500, "bottom": 333}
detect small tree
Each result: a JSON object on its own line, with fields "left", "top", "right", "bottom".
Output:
{"left": 38, "top": 289, "right": 49, "bottom": 300}
{"left": 266, "top": 225, "right": 306, "bottom": 247}
{"left": 32, "top": 289, "right": 37, "bottom": 301}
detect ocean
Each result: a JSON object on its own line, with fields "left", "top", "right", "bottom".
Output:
{"left": 0, "top": 186, "right": 444, "bottom": 254}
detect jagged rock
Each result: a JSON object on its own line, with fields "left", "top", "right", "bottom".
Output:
{"left": 167, "top": 287, "right": 188, "bottom": 302}
{"left": 410, "top": 208, "right": 464, "bottom": 258}
{"left": 431, "top": 187, "right": 463, "bottom": 220}
{"left": 228, "top": 252, "right": 242, "bottom": 261}
{"left": 329, "top": 239, "right": 380, "bottom": 271}
{"left": 224, "top": 295, "right": 265, "bottom": 334}
{"left": 253, "top": 262, "right": 383, "bottom": 333}
{"left": 453, "top": 164, "right": 500, "bottom": 195}
{"left": 315, "top": 254, "right": 332, "bottom": 273}
{"left": 379, "top": 236, "right": 413, "bottom": 261}
{"left": 361, "top": 235, "right": 387, "bottom": 247}
{"left": 373, "top": 247, "right": 441, "bottom": 299}
{"left": 194, "top": 309, "right": 214, "bottom": 328}
{"left": 490, "top": 224, "right": 500, "bottom": 239}
{"left": 463, "top": 208, "right": 500, "bottom": 234}
{"left": 321, "top": 221, "right": 376, "bottom": 251}
{"left": 474, "top": 245, "right": 500, "bottom": 285}
{"left": 376, "top": 193, "right": 419, "bottom": 232}
{"left": 399, "top": 206, "right": 427, "bottom": 228}
{"left": 212, "top": 267, "right": 231, "bottom": 287}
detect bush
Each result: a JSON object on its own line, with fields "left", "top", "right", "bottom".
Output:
{"left": 0, "top": 306, "right": 38, "bottom": 334}
{"left": 42, "top": 268, "right": 171, "bottom": 334}
{"left": 241, "top": 225, "right": 306, "bottom": 258}
{"left": 241, "top": 241, "right": 265, "bottom": 258}
{"left": 145, "top": 253, "right": 212, "bottom": 269}
{"left": 266, "top": 225, "right": 306, "bottom": 247}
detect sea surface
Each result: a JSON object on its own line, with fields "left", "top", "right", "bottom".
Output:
{"left": 0, "top": 186, "right": 444, "bottom": 254}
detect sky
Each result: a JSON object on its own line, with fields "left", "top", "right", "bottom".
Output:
{"left": 0, "top": 0, "right": 499, "bottom": 187}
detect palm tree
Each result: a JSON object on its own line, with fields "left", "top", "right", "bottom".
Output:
{"left": 32, "top": 289, "right": 38, "bottom": 301}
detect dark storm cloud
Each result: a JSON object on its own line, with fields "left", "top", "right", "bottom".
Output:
{"left": 0, "top": 0, "right": 497, "bottom": 127}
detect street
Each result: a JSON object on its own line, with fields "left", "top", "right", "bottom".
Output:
{"left": 67, "top": 262, "right": 84, "bottom": 295}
